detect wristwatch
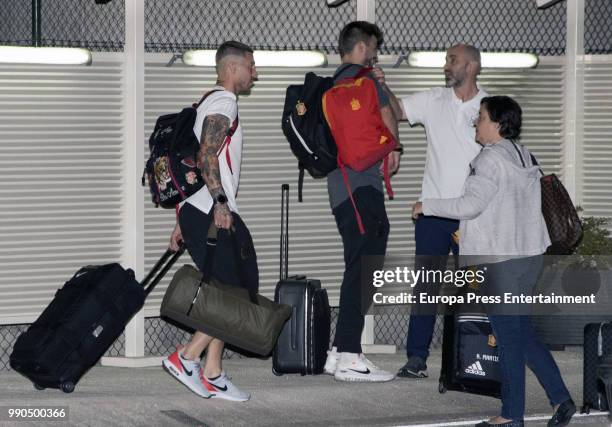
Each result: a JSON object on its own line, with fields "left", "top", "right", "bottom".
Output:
{"left": 394, "top": 143, "right": 405, "bottom": 155}
{"left": 214, "top": 194, "right": 227, "bottom": 205}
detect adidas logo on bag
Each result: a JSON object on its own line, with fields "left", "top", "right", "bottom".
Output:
{"left": 465, "top": 361, "right": 486, "bottom": 376}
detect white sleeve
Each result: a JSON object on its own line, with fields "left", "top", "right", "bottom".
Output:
{"left": 401, "top": 90, "right": 431, "bottom": 126}
{"left": 205, "top": 94, "right": 237, "bottom": 124}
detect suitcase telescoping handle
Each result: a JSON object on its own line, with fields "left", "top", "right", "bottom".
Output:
{"left": 280, "top": 183, "right": 289, "bottom": 281}
{"left": 142, "top": 245, "right": 185, "bottom": 297}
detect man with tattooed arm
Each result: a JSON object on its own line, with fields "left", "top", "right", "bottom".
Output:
{"left": 161, "top": 41, "right": 258, "bottom": 402}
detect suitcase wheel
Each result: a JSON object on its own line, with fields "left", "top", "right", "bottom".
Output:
{"left": 60, "top": 382, "right": 75, "bottom": 394}
{"left": 272, "top": 367, "right": 283, "bottom": 377}
{"left": 33, "top": 383, "right": 45, "bottom": 391}
{"left": 438, "top": 382, "right": 447, "bottom": 394}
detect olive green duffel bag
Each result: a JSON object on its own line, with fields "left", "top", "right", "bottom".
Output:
{"left": 160, "top": 225, "right": 291, "bottom": 356}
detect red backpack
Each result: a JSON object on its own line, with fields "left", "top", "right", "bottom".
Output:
{"left": 322, "top": 67, "right": 396, "bottom": 233}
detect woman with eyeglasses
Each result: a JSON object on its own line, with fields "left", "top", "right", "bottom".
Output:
{"left": 412, "top": 96, "right": 575, "bottom": 427}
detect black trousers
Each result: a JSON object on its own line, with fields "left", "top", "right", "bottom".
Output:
{"left": 331, "top": 186, "right": 389, "bottom": 353}
{"left": 178, "top": 203, "right": 259, "bottom": 295}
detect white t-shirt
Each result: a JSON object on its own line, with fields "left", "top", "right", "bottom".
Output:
{"left": 402, "top": 86, "right": 488, "bottom": 200}
{"left": 185, "top": 86, "right": 242, "bottom": 214}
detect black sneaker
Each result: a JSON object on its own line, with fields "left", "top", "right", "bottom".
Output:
{"left": 397, "top": 356, "right": 428, "bottom": 378}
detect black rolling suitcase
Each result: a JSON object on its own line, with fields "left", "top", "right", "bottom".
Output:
{"left": 439, "top": 302, "right": 502, "bottom": 398}
{"left": 582, "top": 322, "right": 612, "bottom": 413}
{"left": 273, "top": 184, "right": 331, "bottom": 375}
{"left": 9, "top": 248, "right": 183, "bottom": 393}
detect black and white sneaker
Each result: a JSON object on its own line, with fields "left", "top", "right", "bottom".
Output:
{"left": 397, "top": 356, "right": 428, "bottom": 378}
{"left": 334, "top": 352, "right": 395, "bottom": 382}
{"left": 202, "top": 371, "right": 251, "bottom": 402}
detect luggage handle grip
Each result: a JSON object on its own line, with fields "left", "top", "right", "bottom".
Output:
{"left": 290, "top": 306, "right": 297, "bottom": 350}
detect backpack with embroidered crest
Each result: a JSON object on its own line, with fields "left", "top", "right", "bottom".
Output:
{"left": 281, "top": 72, "right": 337, "bottom": 202}
{"left": 143, "top": 90, "right": 238, "bottom": 208}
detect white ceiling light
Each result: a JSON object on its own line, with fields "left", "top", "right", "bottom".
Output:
{"left": 0, "top": 46, "right": 92, "bottom": 65}
{"left": 182, "top": 50, "right": 327, "bottom": 67}
{"left": 407, "top": 51, "right": 539, "bottom": 69}
{"left": 326, "top": 0, "right": 351, "bottom": 6}
{"left": 535, "top": 0, "right": 563, "bottom": 9}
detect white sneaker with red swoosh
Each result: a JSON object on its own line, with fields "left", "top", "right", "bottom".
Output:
{"left": 162, "top": 350, "right": 212, "bottom": 398}
{"left": 201, "top": 371, "right": 251, "bottom": 402}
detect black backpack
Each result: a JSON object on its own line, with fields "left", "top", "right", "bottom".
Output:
{"left": 143, "top": 90, "right": 238, "bottom": 208}
{"left": 281, "top": 72, "right": 337, "bottom": 201}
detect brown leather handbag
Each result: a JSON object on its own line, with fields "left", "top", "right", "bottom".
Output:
{"left": 512, "top": 141, "right": 583, "bottom": 253}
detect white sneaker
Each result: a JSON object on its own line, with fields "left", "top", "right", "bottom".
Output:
{"left": 334, "top": 352, "right": 395, "bottom": 382}
{"left": 201, "top": 371, "right": 251, "bottom": 402}
{"left": 323, "top": 346, "right": 339, "bottom": 375}
{"left": 162, "top": 350, "right": 212, "bottom": 398}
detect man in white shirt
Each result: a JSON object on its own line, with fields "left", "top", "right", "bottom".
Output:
{"left": 162, "top": 41, "right": 258, "bottom": 401}
{"left": 377, "top": 44, "right": 488, "bottom": 378}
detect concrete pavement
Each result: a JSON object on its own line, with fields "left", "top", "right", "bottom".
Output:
{"left": 1, "top": 350, "right": 611, "bottom": 427}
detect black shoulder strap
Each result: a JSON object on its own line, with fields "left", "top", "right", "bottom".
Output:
{"left": 192, "top": 89, "right": 222, "bottom": 109}
{"left": 510, "top": 140, "right": 526, "bottom": 168}
{"left": 532, "top": 154, "right": 545, "bottom": 176}
{"left": 511, "top": 140, "right": 545, "bottom": 176}
{"left": 196, "top": 90, "right": 239, "bottom": 139}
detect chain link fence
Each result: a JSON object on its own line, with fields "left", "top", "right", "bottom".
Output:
{"left": 0, "top": 0, "right": 124, "bottom": 51}
{"left": 145, "top": 0, "right": 355, "bottom": 53}
{"left": 0, "top": 324, "right": 29, "bottom": 372}
{"left": 377, "top": 0, "right": 566, "bottom": 55}
{"left": 585, "top": 0, "right": 612, "bottom": 54}
{"left": 1, "top": 0, "right": 612, "bottom": 55}
{"left": 373, "top": 305, "right": 444, "bottom": 350}
{"left": 0, "top": 306, "right": 445, "bottom": 371}
{"left": 0, "top": 0, "right": 31, "bottom": 46}
{"left": 43, "top": 0, "right": 124, "bottom": 51}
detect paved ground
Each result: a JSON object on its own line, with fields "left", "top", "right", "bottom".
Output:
{"left": 1, "top": 350, "right": 610, "bottom": 427}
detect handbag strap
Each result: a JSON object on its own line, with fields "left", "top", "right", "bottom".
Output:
{"left": 201, "top": 221, "right": 258, "bottom": 305}
{"left": 511, "top": 140, "right": 545, "bottom": 176}
{"left": 530, "top": 153, "right": 545, "bottom": 176}
{"left": 510, "top": 140, "right": 527, "bottom": 168}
